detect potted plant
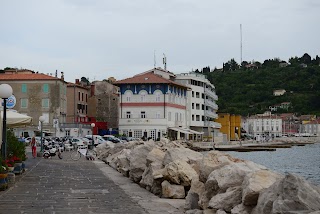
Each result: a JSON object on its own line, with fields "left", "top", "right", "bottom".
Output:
{"left": 0, "top": 157, "right": 9, "bottom": 191}
{"left": 7, "top": 130, "right": 26, "bottom": 174}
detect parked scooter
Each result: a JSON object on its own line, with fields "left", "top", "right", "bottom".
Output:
{"left": 43, "top": 143, "right": 63, "bottom": 159}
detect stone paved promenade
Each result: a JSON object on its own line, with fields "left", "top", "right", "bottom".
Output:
{"left": 0, "top": 149, "right": 184, "bottom": 214}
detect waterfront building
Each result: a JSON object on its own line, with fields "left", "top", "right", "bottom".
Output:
{"left": 174, "top": 72, "right": 221, "bottom": 141}
{"left": 115, "top": 68, "right": 193, "bottom": 140}
{"left": 215, "top": 113, "right": 241, "bottom": 141}
{"left": 244, "top": 112, "right": 282, "bottom": 141}
{"left": 0, "top": 69, "right": 67, "bottom": 136}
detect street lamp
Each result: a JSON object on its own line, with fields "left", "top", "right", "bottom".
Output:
{"left": 91, "top": 123, "right": 95, "bottom": 147}
{"left": 0, "top": 84, "right": 13, "bottom": 160}
{"left": 39, "top": 116, "right": 45, "bottom": 152}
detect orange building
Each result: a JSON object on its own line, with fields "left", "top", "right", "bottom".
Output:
{"left": 215, "top": 113, "right": 241, "bottom": 141}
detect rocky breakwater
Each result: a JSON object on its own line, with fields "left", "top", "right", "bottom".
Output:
{"left": 95, "top": 139, "right": 320, "bottom": 214}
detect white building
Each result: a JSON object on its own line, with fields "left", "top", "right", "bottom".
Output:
{"left": 301, "top": 119, "right": 320, "bottom": 136}
{"left": 175, "top": 72, "right": 221, "bottom": 140}
{"left": 244, "top": 112, "right": 282, "bottom": 141}
{"left": 115, "top": 68, "right": 203, "bottom": 140}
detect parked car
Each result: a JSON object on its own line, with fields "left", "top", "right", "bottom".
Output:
{"left": 103, "top": 135, "right": 125, "bottom": 143}
{"left": 85, "top": 135, "right": 108, "bottom": 146}
{"left": 70, "top": 137, "right": 88, "bottom": 149}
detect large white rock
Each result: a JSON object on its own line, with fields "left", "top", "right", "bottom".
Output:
{"left": 161, "top": 180, "right": 185, "bottom": 199}
{"left": 185, "top": 179, "right": 205, "bottom": 210}
{"left": 163, "top": 148, "right": 203, "bottom": 166}
{"left": 128, "top": 144, "right": 154, "bottom": 182}
{"left": 206, "top": 161, "right": 265, "bottom": 193}
{"left": 164, "top": 159, "right": 199, "bottom": 186}
{"left": 242, "top": 169, "right": 283, "bottom": 206}
{"left": 252, "top": 173, "right": 320, "bottom": 214}
{"left": 199, "top": 151, "right": 239, "bottom": 182}
{"left": 208, "top": 186, "right": 242, "bottom": 212}
{"left": 146, "top": 148, "right": 165, "bottom": 166}
{"left": 139, "top": 161, "right": 163, "bottom": 195}
{"left": 231, "top": 204, "right": 253, "bottom": 214}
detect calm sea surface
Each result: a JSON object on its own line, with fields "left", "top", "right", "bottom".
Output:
{"left": 224, "top": 142, "right": 320, "bottom": 185}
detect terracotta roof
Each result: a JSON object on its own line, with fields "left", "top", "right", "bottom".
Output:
{"left": 0, "top": 73, "right": 61, "bottom": 81}
{"left": 115, "top": 72, "right": 188, "bottom": 88}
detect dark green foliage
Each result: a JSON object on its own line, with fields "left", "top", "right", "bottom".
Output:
{"left": 204, "top": 54, "right": 320, "bottom": 116}
{"left": 7, "top": 129, "right": 26, "bottom": 161}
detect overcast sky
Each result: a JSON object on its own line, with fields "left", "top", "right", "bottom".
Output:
{"left": 1, "top": 0, "right": 319, "bottom": 83}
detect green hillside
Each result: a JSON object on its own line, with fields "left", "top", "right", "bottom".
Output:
{"left": 202, "top": 54, "right": 320, "bottom": 116}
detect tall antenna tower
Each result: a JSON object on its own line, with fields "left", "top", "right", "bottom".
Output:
{"left": 154, "top": 50, "right": 156, "bottom": 68}
{"left": 240, "top": 24, "right": 243, "bottom": 64}
{"left": 163, "top": 53, "right": 167, "bottom": 70}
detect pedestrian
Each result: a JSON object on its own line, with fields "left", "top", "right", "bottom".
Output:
{"left": 31, "top": 136, "right": 37, "bottom": 158}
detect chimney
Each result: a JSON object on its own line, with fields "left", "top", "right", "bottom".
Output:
{"left": 90, "top": 84, "right": 95, "bottom": 97}
{"left": 75, "top": 79, "right": 80, "bottom": 84}
{"left": 61, "top": 72, "right": 64, "bottom": 81}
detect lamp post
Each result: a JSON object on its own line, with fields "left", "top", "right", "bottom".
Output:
{"left": 0, "top": 84, "right": 13, "bottom": 160}
{"left": 39, "top": 116, "right": 45, "bottom": 152}
{"left": 91, "top": 123, "right": 95, "bottom": 146}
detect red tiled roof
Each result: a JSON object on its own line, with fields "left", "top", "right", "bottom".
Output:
{"left": 115, "top": 72, "right": 188, "bottom": 88}
{"left": 0, "top": 73, "right": 61, "bottom": 81}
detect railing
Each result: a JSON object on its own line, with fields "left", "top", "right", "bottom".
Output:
{"left": 204, "top": 88, "right": 218, "bottom": 100}
{"left": 204, "top": 110, "right": 218, "bottom": 119}
{"left": 204, "top": 99, "right": 219, "bottom": 110}
{"left": 60, "top": 123, "right": 91, "bottom": 129}
{"left": 204, "top": 121, "right": 221, "bottom": 128}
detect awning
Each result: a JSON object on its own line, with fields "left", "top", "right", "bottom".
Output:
{"left": 168, "top": 127, "right": 203, "bottom": 135}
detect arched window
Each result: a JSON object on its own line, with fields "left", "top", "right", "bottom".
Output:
{"left": 154, "top": 90, "right": 162, "bottom": 102}
{"left": 139, "top": 90, "right": 147, "bottom": 102}
{"left": 125, "top": 90, "right": 132, "bottom": 102}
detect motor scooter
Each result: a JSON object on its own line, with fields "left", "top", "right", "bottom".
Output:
{"left": 43, "top": 143, "right": 63, "bottom": 159}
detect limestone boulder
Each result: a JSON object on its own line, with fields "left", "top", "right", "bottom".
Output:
{"left": 128, "top": 144, "right": 154, "bottom": 182}
{"left": 208, "top": 186, "right": 242, "bottom": 212}
{"left": 163, "top": 148, "right": 203, "bottom": 166}
{"left": 206, "top": 161, "right": 265, "bottom": 193}
{"left": 161, "top": 180, "right": 185, "bottom": 199}
{"left": 252, "top": 173, "right": 320, "bottom": 214}
{"left": 199, "top": 151, "right": 239, "bottom": 182}
{"left": 242, "top": 169, "right": 283, "bottom": 206}
{"left": 164, "top": 159, "right": 199, "bottom": 186}
{"left": 116, "top": 149, "right": 131, "bottom": 177}
{"left": 185, "top": 179, "right": 205, "bottom": 210}
{"left": 185, "top": 209, "right": 203, "bottom": 214}
{"left": 139, "top": 161, "right": 164, "bottom": 195}
{"left": 146, "top": 148, "right": 165, "bottom": 166}
{"left": 231, "top": 204, "right": 254, "bottom": 214}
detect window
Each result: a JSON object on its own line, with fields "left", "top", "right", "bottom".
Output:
{"left": 156, "top": 112, "right": 160, "bottom": 119}
{"left": 196, "top": 115, "right": 200, "bottom": 121}
{"left": 192, "top": 115, "right": 194, "bottom": 121}
{"left": 43, "top": 84, "right": 49, "bottom": 93}
{"left": 21, "top": 98, "right": 28, "bottom": 108}
{"left": 196, "top": 92, "right": 200, "bottom": 98}
{"left": 86, "top": 94, "right": 88, "bottom": 102}
{"left": 78, "top": 92, "right": 80, "bottom": 101}
{"left": 140, "top": 91, "right": 146, "bottom": 102}
{"left": 42, "top": 98, "right": 49, "bottom": 108}
{"left": 155, "top": 91, "right": 161, "bottom": 102}
{"left": 141, "top": 111, "right": 146, "bottom": 118}
{"left": 21, "top": 84, "right": 27, "bottom": 93}
{"left": 42, "top": 113, "right": 49, "bottom": 123}
{"left": 82, "top": 93, "right": 84, "bottom": 101}
{"left": 126, "top": 111, "right": 131, "bottom": 118}
{"left": 192, "top": 103, "right": 194, "bottom": 109}
{"left": 168, "top": 112, "right": 171, "bottom": 121}
{"left": 196, "top": 104, "right": 200, "bottom": 110}
{"left": 192, "top": 91, "right": 194, "bottom": 97}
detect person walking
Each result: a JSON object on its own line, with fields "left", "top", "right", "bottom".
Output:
{"left": 31, "top": 136, "right": 37, "bottom": 158}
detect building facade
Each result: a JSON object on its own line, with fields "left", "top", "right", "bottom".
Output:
{"left": 115, "top": 68, "right": 192, "bottom": 140}
{"left": 175, "top": 72, "right": 221, "bottom": 141}
{"left": 0, "top": 69, "right": 67, "bottom": 136}
{"left": 244, "top": 112, "right": 282, "bottom": 141}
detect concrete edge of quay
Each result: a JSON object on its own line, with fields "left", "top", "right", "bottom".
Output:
{"left": 93, "top": 160, "right": 185, "bottom": 214}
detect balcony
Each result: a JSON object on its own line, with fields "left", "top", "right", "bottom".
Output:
{"left": 204, "top": 88, "right": 218, "bottom": 101}
{"left": 204, "top": 110, "right": 218, "bottom": 119}
{"left": 119, "top": 118, "right": 167, "bottom": 126}
{"left": 204, "top": 99, "right": 219, "bottom": 110}
{"left": 60, "top": 123, "right": 91, "bottom": 129}
{"left": 204, "top": 121, "right": 222, "bottom": 128}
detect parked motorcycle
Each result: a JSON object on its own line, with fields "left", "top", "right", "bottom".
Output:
{"left": 43, "top": 143, "right": 63, "bottom": 159}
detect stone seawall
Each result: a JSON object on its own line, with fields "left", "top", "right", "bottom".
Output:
{"left": 96, "top": 139, "right": 320, "bottom": 214}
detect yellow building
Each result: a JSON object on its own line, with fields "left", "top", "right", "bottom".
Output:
{"left": 215, "top": 113, "right": 241, "bottom": 141}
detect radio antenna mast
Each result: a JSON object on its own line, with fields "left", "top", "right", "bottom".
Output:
{"left": 163, "top": 53, "right": 167, "bottom": 70}
{"left": 240, "top": 24, "right": 243, "bottom": 64}
{"left": 154, "top": 50, "right": 156, "bottom": 68}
